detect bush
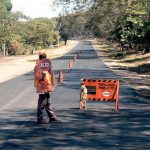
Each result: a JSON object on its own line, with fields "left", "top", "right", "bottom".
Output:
{"left": 109, "top": 51, "right": 127, "bottom": 59}
{"left": 8, "top": 41, "right": 34, "bottom": 55}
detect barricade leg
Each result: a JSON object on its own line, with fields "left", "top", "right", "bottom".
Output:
{"left": 115, "top": 83, "right": 119, "bottom": 112}
{"left": 115, "top": 99, "right": 119, "bottom": 112}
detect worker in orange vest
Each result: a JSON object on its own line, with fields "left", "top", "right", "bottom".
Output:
{"left": 34, "top": 51, "right": 59, "bottom": 124}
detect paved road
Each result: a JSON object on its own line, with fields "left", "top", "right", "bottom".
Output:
{"left": 0, "top": 40, "right": 149, "bottom": 150}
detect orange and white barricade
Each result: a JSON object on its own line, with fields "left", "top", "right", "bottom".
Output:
{"left": 81, "top": 79, "right": 120, "bottom": 112}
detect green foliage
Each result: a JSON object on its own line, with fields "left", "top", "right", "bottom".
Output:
{"left": 58, "top": 13, "right": 87, "bottom": 39}
{"left": 0, "top": 1, "right": 58, "bottom": 56}
{"left": 109, "top": 51, "right": 128, "bottom": 59}
{"left": 115, "top": 15, "right": 145, "bottom": 42}
{"left": 54, "top": 0, "right": 150, "bottom": 53}
{"left": 1, "top": 0, "right": 150, "bottom": 56}
{"left": 22, "top": 18, "right": 57, "bottom": 48}
{"left": 0, "top": 0, "right": 12, "bottom": 12}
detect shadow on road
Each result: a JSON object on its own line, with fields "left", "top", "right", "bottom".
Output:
{"left": 0, "top": 108, "right": 149, "bottom": 149}
{"left": 0, "top": 40, "right": 150, "bottom": 149}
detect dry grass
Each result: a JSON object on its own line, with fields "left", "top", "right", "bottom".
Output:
{"left": 92, "top": 39, "right": 150, "bottom": 98}
{"left": 93, "top": 39, "right": 150, "bottom": 75}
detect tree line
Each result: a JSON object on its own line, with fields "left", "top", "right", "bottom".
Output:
{"left": 0, "top": 0, "right": 61, "bottom": 56}
{"left": 55, "top": 0, "right": 150, "bottom": 53}
{"left": 0, "top": 0, "right": 150, "bottom": 56}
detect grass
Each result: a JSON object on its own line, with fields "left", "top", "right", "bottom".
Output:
{"left": 129, "top": 63, "right": 150, "bottom": 74}
{"left": 93, "top": 39, "right": 150, "bottom": 75}
{"left": 92, "top": 39, "right": 150, "bottom": 98}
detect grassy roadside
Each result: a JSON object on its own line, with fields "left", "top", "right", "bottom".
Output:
{"left": 0, "top": 40, "right": 77, "bottom": 63}
{"left": 94, "top": 39, "right": 150, "bottom": 75}
{"left": 92, "top": 39, "right": 150, "bottom": 98}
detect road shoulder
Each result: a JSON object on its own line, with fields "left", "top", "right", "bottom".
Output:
{"left": 91, "top": 39, "right": 150, "bottom": 99}
{"left": 0, "top": 40, "right": 79, "bottom": 84}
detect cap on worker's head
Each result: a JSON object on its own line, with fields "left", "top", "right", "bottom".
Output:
{"left": 39, "top": 50, "right": 47, "bottom": 60}
{"left": 39, "top": 50, "right": 46, "bottom": 55}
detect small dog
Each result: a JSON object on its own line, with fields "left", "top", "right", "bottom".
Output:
{"left": 80, "top": 83, "right": 88, "bottom": 110}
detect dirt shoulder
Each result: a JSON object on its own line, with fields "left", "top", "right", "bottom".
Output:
{"left": 0, "top": 40, "right": 79, "bottom": 84}
{"left": 91, "top": 39, "right": 150, "bottom": 99}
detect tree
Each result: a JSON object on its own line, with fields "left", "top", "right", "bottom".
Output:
{"left": 0, "top": 0, "right": 12, "bottom": 56}
{"left": 54, "top": 0, "right": 150, "bottom": 53}
{"left": 58, "top": 13, "right": 87, "bottom": 40}
{"left": 21, "top": 18, "right": 58, "bottom": 49}
{"left": 0, "top": 0, "right": 12, "bottom": 12}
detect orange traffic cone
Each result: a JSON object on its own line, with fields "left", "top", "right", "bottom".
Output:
{"left": 69, "top": 60, "right": 73, "bottom": 68}
{"left": 51, "top": 71, "right": 56, "bottom": 86}
{"left": 58, "top": 70, "right": 64, "bottom": 83}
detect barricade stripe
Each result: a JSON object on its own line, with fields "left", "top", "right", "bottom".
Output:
{"left": 82, "top": 78, "right": 119, "bottom": 111}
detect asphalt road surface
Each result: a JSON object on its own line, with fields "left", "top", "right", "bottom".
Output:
{"left": 0, "top": 40, "right": 149, "bottom": 150}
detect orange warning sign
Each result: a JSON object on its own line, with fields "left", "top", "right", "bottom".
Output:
{"left": 82, "top": 79, "right": 119, "bottom": 112}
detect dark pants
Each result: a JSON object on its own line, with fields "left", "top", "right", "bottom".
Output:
{"left": 37, "top": 93, "right": 56, "bottom": 122}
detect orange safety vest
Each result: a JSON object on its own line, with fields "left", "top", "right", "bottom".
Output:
{"left": 34, "top": 58, "right": 53, "bottom": 93}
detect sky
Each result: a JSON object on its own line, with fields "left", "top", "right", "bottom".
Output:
{"left": 11, "top": 0, "right": 61, "bottom": 18}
